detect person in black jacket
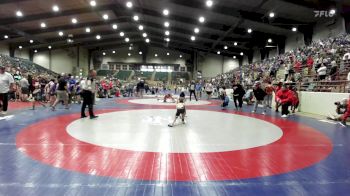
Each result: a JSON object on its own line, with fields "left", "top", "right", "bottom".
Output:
{"left": 233, "top": 84, "right": 245, "bottom": 111}
{"left": 252, "top": 82, "right": 267, "bottom": 115}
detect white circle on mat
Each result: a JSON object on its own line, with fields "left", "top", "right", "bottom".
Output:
{"left": 67, "top": 109, "right": 283, "bottom": 153}
{"left": 128, "top": 98, "right": 211, "bottom": 106}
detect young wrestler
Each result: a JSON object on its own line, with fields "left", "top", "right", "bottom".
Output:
{"left": 168, "top": 97, "right": 186, "bottom": 127}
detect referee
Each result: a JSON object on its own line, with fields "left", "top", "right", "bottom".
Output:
{"left": 81, "top": 70, "right": 98, "bottom": 119}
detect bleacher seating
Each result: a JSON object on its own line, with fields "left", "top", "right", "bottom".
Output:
{"left": 154, "top": 72, "right": 168, "bottom": 81}
{"left": 134, "top": 71, "right": 153, "bottom": 80}
{"left": 97, "top": 70, "right": 116, "bottom": 77}
{"left": 114, "top": 70, "right": 132, "bottom": 80}
{"left": 172, "top": 72, "right": 190, "bottom": 81}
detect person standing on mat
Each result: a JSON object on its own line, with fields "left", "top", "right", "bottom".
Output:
{"left": 81, "top": 70, "right": 98, "bottom": 119}
{"left": 0, "top": 66, "right": 15, "bottom": 115}
{"left": 189, "top": 80, "right": 198, "bottom": 101}
{"left": 233, "top": 84, "right": 245, "bottom": 111}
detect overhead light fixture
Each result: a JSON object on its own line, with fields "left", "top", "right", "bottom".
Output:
{"left": 40, "top": 22, "right": 47, "bottom": 28}
{"left": 269, "top": 12, "right": 275, "bottom": 18}
{"left": 163, "top": 9, "right": 169, "bottom": 16}
{"left": 119, "top": 32, "right": 125, "bottom": 37}
{"left": 112, "top": 24, "right": 118, "bottom": 29}
{"left": 292, "top": 27, "right": 297, "bottom": 32}
{"left": 164, "top": 21, "right": 170, "bottom": 27}
{"left": 129, "top": 46, "right": 132, "bottom": 50}
{"left": 52, "top": 5, "right": 60, "bottom": 12}
{"left": 194, "top": 28, "right": 200, "bottom": 34}
{"left": 167, "top": 52, "right": 170, "bottom": 56}
{"left": 18, "top": 46, "right": 22, "bottom": 49}
{"left": 103, "top": 52, "right": 106, "bottom": 56}
{"left": 329, "top": 9, "right": 336, "bottom": 15}
{"left": 206, "top": 0, "right": 213, "bottom": 7}
{"left": 29, "top": 40, "right": 33, "bottom": 43}
{"left": 165, "top": 31, "right": 170, "bottom": 36}
{"left": 240, "top": 52, "right": 244, "bottom": 56}
{"left": 139, "top": 51, "right": 142, "bottom": 55}
{"left": 133, "top": 15, "right": 139, "bottom": 21}
{"left": 142, "top": 33, "right": 147, "bottom": 37}
{"left": 155, "top": 54, "right": 158, "bottom": 57}
{"left": 199, "top": 16, "right": 205, "bottom": 23}
{"left": 112, "top": 50, "right": 116, "bottom": 54}
{"left": 85, "top": 27, "right": 91, "bottom": 33}
{"left": 224, "top": 46, "right": 228, "bottom": 50}
{"left": 128, "top": 53, "right": 131, "bottom": 56}
{"left": 48, "top": 45, "right": 52, "bottom": 49}
{"left": 90, "top": 0, "right": 96, "bottom": 7}
{"left": 145, "top": 38, "right": 150, "bottom": 43}
{"left": 138, "top": 25, "right": 144, "bottom": 31}
{"left": 125, "top": 37, "right": 130, "bottom": 42}
{"left": 103, "top": 14, "right": 109, "bottom": 20}
{"left": 126, "top": 1, "right": 133, "bottom": 8}
{"left": 179, "top": 55, "right": 182, "bottom": 58}
{"left": 233, "top": 56, "right": 236, "bottom": 59}
{"left": 247, "top": 28, "right": 252, "bottom": 33}
{"left": 4, "top": 35, "right": 8, "bottom": 39}
{"left": 268, "top": 38, "right": 272, "bottom": 43}
{"left": 191, "top": 36, "right": 196, "bottom": 41}
{"left": 58, "top": 31, "right": 64, "bottom": 36}
{"left": 34, "top": 50, "right": 38, "bottom": 53}
{"left": 96, "top": 35, "right": 101, "bottom": 40}
{"left": 16, "top": 10, "right": 23, "bottom": 17}
{"left": 71, "top": 18, "right": 78, "bottom": 24}
{"left": 234, "top": 42, "right": 238, "bottom": 46}
{"left": 165, "top": 38, "right": 170, "bottom": 42}
{"left": 217, "top": 51, "right": 220, "bottom": 55}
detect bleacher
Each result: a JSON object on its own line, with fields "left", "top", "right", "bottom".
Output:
{"left": 172, "top": 72, "right": 190, "bottom": 81}
{"left": 134, "top": 71, "right": 153, "bottom": 80}
{"left": 114, "top": 70, "right": 132, "bottom": 80}
{"left": 154, "top": 72, "right": 168, "bottom": 81}
{"left": 97, "top": 70, "right": 116, "bottom": 77}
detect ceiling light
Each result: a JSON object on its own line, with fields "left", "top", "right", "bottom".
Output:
{"left": 329, "top": 9, "right": 336, "bottom": 15}
{"left": 179, "top": 55, "right": 182, "bottom": 58}
{"left": 269, "top": 12, "right": 275, "bottom": 18}
{"left": 206, "top": 0, "right": 213, "bottom": 7}
{"left": 234, "top": 42, "right": 238, "bottom": 46}
{"left": 165, "top": 38, "right": 170, "bottom": 42}
{"left": 48, "top": 45, "right": 52, "bottom": 49}
{"left": 18, "top": 46, "right": 22, "bottom": 49}
{"left": 138, "top": 25, "right": 144, "bottom": 31}
{"left": 142, "top": 33, "right": 147, "bottom": 37}
{"left": 16, "top": 10, "right": 23, "bottom": 17}
{"left": 133, "top": 15, "right": 139, "bottom": 21}
{"left": 217, "top": 51, "right": 220, "bottom": 54}
{"left": 103, "top": 52, "right": 106, "bottom": 56}
{"left": 125, "top": 37, "right": 130, "bottom": 42}
{"left": 34, "top": 50, "right": 38, "bottom": 53}
{"left": 139, "top": 51, "right": 142, "bottom": 55}
{"left": 4, "top": 35, "right": 8, "bottom": 39}
{"left": 199, "top": 16, "right": 205, "bottom": 23}
{"left": 96, "top": 35, "right": 101, "bottom": 40}
{"left": 126, "top": 2, "right": 133, "bottom": 8}
{"left": 128, "top": 53, "right": 131, "bottom": 56}
{"left": 268, "top": 38, "right": 272, "bottom": 43}
{"left": 129, "top": 46, "right": 132, "bottom": 50}
{"left": 292, "top": 27, "right": 297, "bottom": 32}
{"left": 40, "top": 22, "right": 46, "bottom": 28}
{"left": 191, "top": 36, "right": 196, "bottom": 41}
{"left": 119, "top": 32, "right": 125, "bottom": 37}
{"left": 58, "top": 31, "right": 64, "bottom": 36}
{"left": 164, "top": 21, "right": 170, "bottom": 28}
{"left": 194, "top": 28, "right": 200, "bottom": 33}
{"left": 71, "top": 18, "right": 78, "bottom": 24}
{"left": 167, "top": 52, "right": 170, "bottom": 56}
{"left": 112, "top": 50, "right": 116, "bottom": 54}
{"left": 233, "top": 56, "right": 236, "bottom": 59}
{"left": 155, "top": 54, "right": 158, "bottom": 57}
{"left": 29, "top": 40, "right": 33, "bottom": 43}
{"left": 103, "top": 14, "right": 109, "bottom": 20}
{"left": 163, "top": 9, "right": 169, "bottom": 16}
{"left": 52, "top": 5, "right": 59, "bottom": 12}
{"left": 90, "top": 0, "right": 96, "bottom": 7}
{"left": 247, "top": 28, "right": 252, "bottom": 33}
{"left": 165, "top": 31, "right": 170, "bottom": 36}
{"left": 224, "top": 46, "right": 228, "bottom": 50}
{"left": 145, "top": 38, "right": 150, "bottom": 43}
{"left": 112, "top": 24, "right": 118, "bottom": 29}
{"left": 85, "top": 27, "right": 91, "bottom": 33}
{"left": 240, "top": 52, "right": 244, "bottom": 56}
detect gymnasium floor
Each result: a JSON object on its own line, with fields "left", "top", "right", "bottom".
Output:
{"left": 0, "top": 97, "right": 349, "bottom": 196}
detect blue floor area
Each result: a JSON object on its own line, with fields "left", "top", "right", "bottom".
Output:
{"left": 0, "top": 98, "right": 349, "bottom": 196}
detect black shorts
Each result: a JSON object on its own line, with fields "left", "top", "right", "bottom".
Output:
{"left": 176, "top": 108, "right": 186, "bottom": 117}
{"left": 21, "top": 87, "right": 29, "bottom": 94}
{"left": 206, "top": 91, "right": 212, "bottom": 95}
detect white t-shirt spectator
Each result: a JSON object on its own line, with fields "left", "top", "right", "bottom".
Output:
{"left": 0, "top": 72, "right": 14, "bottom": 93}
{"left": 343, "top": 52, "right": 350, "bottom": 60}
{"left": 317, "top": 66, "right": 327, "bottom": 76}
